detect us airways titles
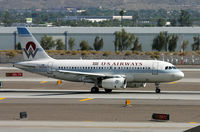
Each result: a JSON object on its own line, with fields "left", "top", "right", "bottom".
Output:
{"left": 93, "top": 62, "right": 143, "bottom": 66}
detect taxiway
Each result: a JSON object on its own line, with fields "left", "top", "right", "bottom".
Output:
{"left": 0, "top": 65, "right": 200, "bottom": 132}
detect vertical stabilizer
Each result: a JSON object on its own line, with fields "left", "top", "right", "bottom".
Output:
{"left": 17, "top": 27, "right": 52, "bottom": 61}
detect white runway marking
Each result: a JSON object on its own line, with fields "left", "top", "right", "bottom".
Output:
{"left": 0, "top": 67, "right": 19, "bottom": 70}
{"left": 180, "top": 69, "right": 200, "bottom": 71}
{"left": 0, "top": 78, "right": 57, "bottom": 81}
{"left": 0, "top": 89, "right": 200, "bottom": 100}
{"left": 0, "top": 121, "right": 198, "bottom": 132}
{"left": 178, "top": 78, "right": 200, "bottom": 83}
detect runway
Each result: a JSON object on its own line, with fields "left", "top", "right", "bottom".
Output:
{"left": 0, "top": 121, "right": 199, "bottom": 132}
{"left": 1, "top": 89, "right": 200, "bottom": 100}
{"left": 0, "top": 65, "right": 200, "bottom": 132}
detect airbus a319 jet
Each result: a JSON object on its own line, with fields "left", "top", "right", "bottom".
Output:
{"left": 14, "top": 27, "right": 184, "bottom": 93}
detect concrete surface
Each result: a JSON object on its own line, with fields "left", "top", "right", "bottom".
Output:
{"left": 0, "top": 64, "right": 200, "bottom": 132}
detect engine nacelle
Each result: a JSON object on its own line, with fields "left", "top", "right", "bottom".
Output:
{"left": 127, "top": 83, "right": 146, "bottom": 88}
{"left": 101, "top": 77, "right": 127, "bottom": 89}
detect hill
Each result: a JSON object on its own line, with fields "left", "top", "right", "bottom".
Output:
{"left": 0, "top": 0, "right": 200, "bottom": 10}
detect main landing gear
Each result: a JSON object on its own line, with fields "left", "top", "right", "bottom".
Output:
{"left": 155, "top": 82, "right": 161, "bottom": 93}
{"left": 91, "top": 87, "right": 113, "bottom": 93}
{"left": 91, "top": 87, "right": 99, "bottom": 93}
{"left": 91, "top": 80, "right": 99, "bottom": 93}
{"left": 104, "top": 89, "right": 112, "bottom": 93}
{"left": 90, "top": 79, "right": 113, "bottom": 93}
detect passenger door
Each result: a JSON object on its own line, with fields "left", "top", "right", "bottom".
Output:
{"left": 152, "top": 62, "right": 159, "bottom": 75}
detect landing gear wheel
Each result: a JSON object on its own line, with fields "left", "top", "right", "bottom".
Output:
{"left": 91, "top": 87, "right": 99, "bottom": 93}
{"left": 155, "top": 88, "right": 161, "bottom": 93}
{"left": 155, "top": 82, "right": 161, "bottom": 93}
{"left": 104, "top": 89, "right": 112, "bottom": 93}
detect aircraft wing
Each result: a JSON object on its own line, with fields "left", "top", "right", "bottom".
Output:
{"left": 58, "top": 70, "right": 106, "bottom": 77}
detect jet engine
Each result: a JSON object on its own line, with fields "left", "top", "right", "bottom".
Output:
{"left": 101, "top": 77, "right": 127, "bottom": 89}
{"left": 127, "top": 83, "right": 146, "bottom": 88}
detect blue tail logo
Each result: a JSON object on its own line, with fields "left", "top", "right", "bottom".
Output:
{"left": 23, "top": 41, "right": 38, "bottom": 58}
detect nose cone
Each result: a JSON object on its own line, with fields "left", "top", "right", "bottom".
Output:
{"left": 175, "top": 71, "right": 184, "bottom": 80}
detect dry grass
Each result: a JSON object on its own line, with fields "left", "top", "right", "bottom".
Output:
{"left": 81, "top": 51, "right": 90, "bottom": 56}
{"left": 71, "top": 50, "right": 79, "bottom": 55}
{"left": 5, "top": 50, "right": 17, "bottom": 58}
{"left": 140, "top": 52, "right": 145, "bottom": 55}
{"left": 103, "top": 51, "right": 112, "bottom": 56}
{"left": 0, "top": 50, "right": 199, "bottom": 59}
{"left": 145, "top": 51, "right": 153, "bottom": 56}
{"left": 132, "top": 51, "right": 140, "bottom": 55}
{"left": 164, "top": 52, "right": 170, "bottom": 56}
{"left": 173, "top": 52, "right": 179, "bottom": 55}
{"left": 90, "top": 50, "right": 102, "bottom": 55}
{"left": 115, "top": 51, "right": 122, "bottom": 55}
{"left": 153, "top": 51, "right": 160, "bottom": 56}
{"left": 125, "top": 51, "right": 132, "bottom": 56}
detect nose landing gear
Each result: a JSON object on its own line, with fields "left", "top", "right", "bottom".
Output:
{"left": 155, "top": 83, "right": 161, "bottom": 93}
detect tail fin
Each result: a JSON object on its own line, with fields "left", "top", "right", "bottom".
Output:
{"left": 17, "top": 27, "right": 53, "bottom": 61}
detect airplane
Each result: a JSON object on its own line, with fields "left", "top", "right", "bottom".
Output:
{"left": 14, "top": 27, "right": 184, "bottom": 93}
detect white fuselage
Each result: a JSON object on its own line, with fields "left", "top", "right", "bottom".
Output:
{"left": 14, "top": 59, "right": 184, "bottom": 84}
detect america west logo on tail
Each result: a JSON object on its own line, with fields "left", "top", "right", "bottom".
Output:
{"left": 23, "top": 41, "right": 38, "bottom": 58}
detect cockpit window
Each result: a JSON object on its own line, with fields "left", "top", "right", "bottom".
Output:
{"left": 172, "top": 66, "right": 176, "bottom": 69}
{"left": 165, "top": 66, "right": 176, "bottom": 70}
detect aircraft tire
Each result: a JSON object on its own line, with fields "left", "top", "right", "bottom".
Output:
{"left": 91, "top": 87, "right": 99, "bottom": 93}
{"left": 104, "top": 89, "right": 112, "bottom": 93}
{"left": 155, "top": 88, "right": 161, "bottom": 93}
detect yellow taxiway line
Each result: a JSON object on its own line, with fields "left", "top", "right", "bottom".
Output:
{"left": 80, "top": 98, "right": 94, "bottom": 102}
{"left": 188, "top": 122, "right": 197, "bottom": 124}
{"left": 0, "top": 97, "right": 6, "bottom": 100}
{"left": 40, "top": 81, "right": 48, "bottom": 84}
{"left": 168, "top": 81, "right": 178, "bottom": 84}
